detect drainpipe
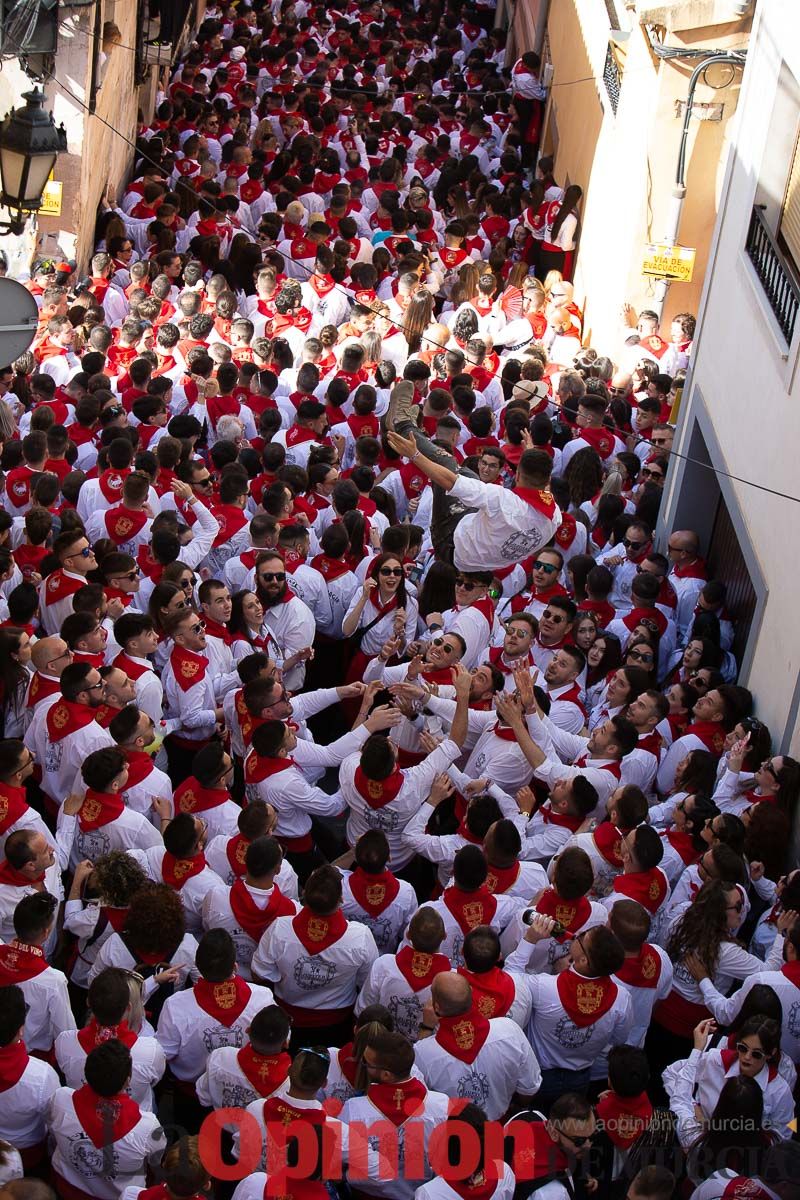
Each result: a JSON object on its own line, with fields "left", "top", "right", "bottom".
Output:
{"left": 652, "top": 52, "right": 745, "bottom": 320}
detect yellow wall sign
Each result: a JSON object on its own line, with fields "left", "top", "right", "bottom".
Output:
{"left": 39, "top": 180, "right": 63, "bottom": 217}
{"left": 641, "top": 243, "right": 696, "bottom": 283}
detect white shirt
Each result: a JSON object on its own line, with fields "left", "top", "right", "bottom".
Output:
{"left": 8, "top": 961, "right": 76, "bottom": 1052}
{"left": 24, "top": 703, "right": 114, "bottom": 805}
{"left": 49, "top": 1086, "right": 165, "bottom": 1200}
{"left": 57, "top": 806, "right": 162, "bottom": 872}
{"left": 161, "top": 647, "right": 218, "bottom": 743}
{"left": 201, "top": 879, "right": 299, "bottom": 979}
{"left": 339, "top": 1086, "right": 451, "bottom": 1200}
{"left": 261, "top": 593, "right": 316, "bottom": 692}
{"left": 195, "top": 1043, "right": 288, "bottom": 1110}
{"left": 156, "top": 977, "right": 274, "bottom": 1082}
{"left": 342, "top": 590, "right": 420, "bottom": 659}
{"left": 340, "top": 869, "right": 418, "bottom": 953}
{"left": 424, "top": 889, "right": 525, "bottom": 968}
{"left": 54, "top": 1028, "right": 166, "bottom": 1112}
{"left": 444, "top": 475, "right": 560, "bottom": 573}
{"left": 503, "top": 950, "right": 633, "bottom": 1071}
{"left": 142, "top": 845, "right": 224, "bottom": 935}
{"left": 0, "top": 860, "right": 63, "bottom": 948}
{"left": 251, "top": 912, "right": 378, "bottom": 1013}
{"left": 0, "top": 1051, "right": 59, "bottom": 1149}
{"left": 613, "top": 944, "right": 673, "bottom": 1048}
{"left": 356, "top": 952, "right": 449, "bottom": 1042}
{"left": 415, "top": 1166, "right": 516, "bottom": 1200}
{"left": 414, "top": 1017, "right": 541, "bottom": 1119}
{"left": 204, "top": 835, "right": 299, "bottom": 894}
{"left": 341, "top": 739, "right": 461, "bottom": 870}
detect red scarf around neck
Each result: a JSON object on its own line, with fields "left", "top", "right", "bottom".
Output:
{"left": 0, "top": 940, "right": 48, "bottom": 984}
{"left": 122, "top": 750, "right": 155, "bottom": 789}
{"left": 592, "top": 822, "right": 627, "bottom": 867}
{"left": 348, "top": 867, "right": 401, "bottom": 915}
{"left": 615, "top": 944, "right": 663, "bottom": 989}
{"left": 435, "top": 1006, "right": 491, "bottom": 1064}
{"left": 484, "top": 861, "right": 521, "bottom": 895}
{"left": 77, "top": 1018, "right": 137, "bottom": 1053}
{"left": 193, "top": 975, "right": 252, "bottom": 1026}
{"left": 170, "top": 645, "right": 207, "bottom": 692}
{"left": 0, "top": 782, "right": 29, "bottom": 835}
{"left": 536, "top": 888, "right": 591, "bottom": 940}
{"left": 310, "top": 552, "right": 352, "bottom": 582}
{"left": 613, "top": 868, "right": 668, "bottom": 915}
{"left": 595, "top": 1090, "right": 652, "bottom": 1149}
{"left": 72, "top": 1083, "right": 142, "bottom": 1148}
{"left": 368, "top": 1077, "right": 428, "bottom": 1126}
{"left": 442, "top": 886, "right": 497, "bottom": 934}
{"left": 237, "top": 1046, "right": 291, "bottom": 1097}
{"left": 684, "top": 719, "right": 727, "bottom": 756}
{"left": 0, "top": 1039, "right": 28, "bottom": 1091}
{"left": 556, "top": 968, "right": 618, "bottom": 1027}
{"left": 98, "top": 468, "right": 130, "bottom": 503}
{"left": 46, "top": 698, "right": 97, "bottom": 742}
{"left": 664, "top": 828, "right": 701, "bottom": 867}
{"left": 78, "top": 789, "right": 125, "bottom": 832}
{"left": 230, "top": 879, "right": 295, "bottom": 941}
{"left": 174, "top": 776, "right": 229, "bottom": 815}
{"left": 353, "top": 764, "right": 404, "bottom": 810}
{"left": 162, "top": 851, "right": 206, "bottom": 891}
{"left": 457, "top": 965, "right": 515, "bottom": 1018}
{"left": 394, "top": 945, "right": 451, "bottom": 992}
{"left": 292, "top": 907, "right": 348, "bottom": 954}
{"left": 104, "top": 506, "right": 148, "bottom": 546}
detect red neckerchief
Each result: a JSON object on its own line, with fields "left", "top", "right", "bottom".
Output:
{"left": 488, "top": 646, "right": 534, "bottom": 677}
{"left": 235, "top": 689, "right": 267, "bottom": 748}
{"left": 286, "top": 424, "right": 319, "bottom": 448}
{"left": 162, "top": 851, "right": 206, "bottom": 891}
{"left": 781, "top": 960, "right": 800, "bottom": 989}
{"left": 226, "top": 833, "right": 250, "bottom": 878}
{"left": 308, "top": 273, "right": 335, "bottom": 297}
{"left": 447, "top": 1172, "right": 503, "bottom": 1200}
{"left": 368, "top": 1077, "right": 428, "bottom": 1126}
{"left": 104, "top": 506, "right": 148, "bottom": 546}
{"left": 442, "top": 885, "right": 497, "bottom": 933}
{"left": 663, "top": 828, "right": 700, "bottom": 867}
{"left": 193, "top": 974, "right": 252, "bottom": 1027}
{"left": 237, "top": 1046, "right": 291, "bottom": 1097}
{"left": 98, "top": 468, "right": 130, "bottom": 503}
{"left": 398, "top": 461, "right": 428, "bottom": 499}
{"left": 174, "top": 776, "right": 229, "bottom": 814}
{"left": 541, "top": 806, "right": 584, "bottom": 833}
{"left": 46, "top": 698, "right": 97, "bottom": 742}
{"left": 684, "top": 720, "right": 727, "bottom": 755}
{"left": 578, "top": 599, "right": 616, "bottom": 628}
{"left": 0, "top": 940, "right": 48, "bottom": 984}
{"left": 612, "top": 868, "right": 668, "bottom": 915}
{"left": 353, "top": 764, "right": 404, "bottom": 810}
{"left": 137, "top": 544, "right": 163, "bottom": 582}
{"left": 595, "top": 1090, "right": 653, "bottom": 1149}
{"left": 0, "top": 859, "right": 43, "bottom": 890}
{"left": 0, "top": 1039, "right": 29, "bottom": 1092}
{"left": 310, "top": 553, "right": 352, "bottom": 582}
{"left": 536, "top": 888, "right": 591, "bottom": 940}
{"left": 122, "top": 749, "right": 155, "bottom": 789}
{"left": 245, "top": 751, "right": 297, "bottom": 785}
{"left": 73, "top": 650, "right": 105, "bottom": 671}
{"left": 211, "top": 503, "right": 249, "bottom": 548}
{"left": 78, "top": 789, "right": 125, "bottom": 832}
{"left": 394, "top": 945, "right": 451, "bottom": 992}
{"left": 556, "top": 967, "right": 618, "bottom": 1028}
{"left": 112, "top": 652, "right": 150, "bottom": 682}
{"left": 576, "top": 426, "right": 615, "bottom": 458}
{"left": 672, "top": 558, "right": 707, "bottom": 581}
{"left": 435, "top": 1005, "right": 491, "bottom": 1064}
{"left": 0, "top": 782, "right": 29, "bottom": 836}
{"left": 573, "top": 755, "right": 622, "bottom": 780}
{"left": 457, "top": 965, "right": 515, "bottom": 1018}
{"left": 291, "top": 907, "right": 348, "bottom": 954}
{"left": 170, "top": 645, "right": 207, "bottom": 692}
{"left": 42, "top": 568, "right": 85, "bottom": 607}
{"left": 615, "top": 944, "right": 663, "bottom": 989}
{"left": 230, "top": 879, "right": 294, "bottom": 941}
{"left": 592, "top": 822, "right": 627, "bottom": 867}
{"left": 420, "top": 664, "right": 456, "bottom": 686}
{"left": 512, "top": 485, "right": 558, "bottom": 518}
{"left": 72, "top": 1083, "right": 142, "bottom": 1149}
{"left": 336, "top": 1042, "right": 359, "bottom": 1087}
{"left": 622, "top": 606, "right": 668, "bottom": 637}
{"left": 13, "top": 543, "right": 48, "bottom": 580}
{"left": 348, "top": 867, "right": 401, "bottom": 915}
{"left": 346, "top": 412, "right": 379, "bottom": 439}
{"left": 491, "top": 722, "right": 519, "bottom": 743}
{"left": 484, "top": 861, "right": 521, "bottom": 895}
{"left": 77, "top": 1018, "right": 137, "bottom": 1053}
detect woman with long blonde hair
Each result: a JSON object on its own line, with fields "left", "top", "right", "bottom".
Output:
{"left": 449, "top": 261, "right": 482, "bottom": 309}
{"left": 402, "top": 288, "right": 434, "bottom": 355}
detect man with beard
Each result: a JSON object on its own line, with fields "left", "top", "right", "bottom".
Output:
{"left": 254, "top": 552, "right": 315, "bottom": 693}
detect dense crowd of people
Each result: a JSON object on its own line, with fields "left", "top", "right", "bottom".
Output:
{"left": 0, "top": 2, "right": 797, "bottom": 1200}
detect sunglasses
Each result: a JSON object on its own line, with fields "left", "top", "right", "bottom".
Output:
{"left": 558, "top": 1131, "right": 593, "bottom": 1149}
{"left": 116, "top": 570, "right": 139, "bottom": 582}
{"left": 651, "top": 437, "right": 670, "bottom": 446}
{"left": 379, "top": 567, "right": 403, "bottom": 577}
{"left": 259, "top": 572, "right": 286, "bottom": 583}
{"left": 431, "top": 637, "right": 455, "bottom": 653}
{"left": 454, "top": 577, "right": 479, "bottom": 589}
{"left": 627, "top": 649, "right": 653, "bottom": 663}
{"left": 542, "top": 610, "right": 565, "bottom": 623}
{"left": 86, "top": 681, "right": 105, "bottom": 692}
{"left": 735, "top": 1042, "right": 766, "bottom": 1061}
{"left": 68, "top": 546, "right": 93, "bottom": 559}
{"left": 194, "top": 475, "right": 213, "bottom": 486}
{"left": 641, "top": 468, "right": 663, "bottom": 480}
{"left": 533, "top": 561, "right": 559, "bottom": 575}
{"left": 727, "top": 900, "right": 744, "bottom": 913}
{"left": 623, "top": 538, "right": 647, "bottom": 549}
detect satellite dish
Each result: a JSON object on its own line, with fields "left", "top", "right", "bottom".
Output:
{"left": 0, "top": 278, "right": 40, "bottom": 366}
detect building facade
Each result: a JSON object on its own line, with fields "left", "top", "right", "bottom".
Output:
{"left": 514, "top": 0, "right": 752, "bottom": 351}
{"left": 659, "top": 0, "right": 800, "bottom": 765}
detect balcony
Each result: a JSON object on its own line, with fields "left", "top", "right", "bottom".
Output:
{"left": 745, "top": 204, "right": 800, "bottom": 345}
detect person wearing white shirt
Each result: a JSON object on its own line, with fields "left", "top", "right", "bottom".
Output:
{"left": 25, "top": 664, "right": 115, "bottom": 809}
{"left": 457, "top": 925, "right": 533, "bottom": 1027}
{"left": 57, "top": 746, "right": 162, "bottom": 871}
{"left": 0, "top": 983, "right": 60, "bottom": 1169}
{"left": 552, "top": 784, "right": 649, "bottom": 899}
{"left": 254, "top": 553, "right": 316, "bottom": 692}
{"left": 201, "top": 835, "right": 298, "bottom": 980}
{"left": 0, "top": 829, "right": 64, "bottom": 951}
{"left": 340, "top": 1028, "right": 451, "bottom": 1200}
{"left": 143, "top": 813, "right": 224, "bottom": 936}
{"left": 424, "top": 846, "right": 527, "bottom": 968}
{"left": 356, "top": 906, "right": 452, "bottom": 1042}
{"left": 666, "top": 530, "right": 708, "bottom": 645}
{"left": 386, "top": 382, "right": 560, "bottom": 570}
{"left": 49, "top": 1039, "right": 166, "bottom": 1200}
{"left": 340, "top": 832, "right": 418, "bottom": 954}
{"left": 607, "top": 899, "right": 673, "bottom": 1052}
{"left": 55, "top": 966, "right": 166, "bottom": 1112}
{"left": 505, "top": 915, "right": 633, "bottom": 1111}
{"left": 161, "top": 610, "right": 223, "bottom": 780}
{"left": 541, "top": 647, "right": 588, "bottom": 734}
{"left": 250, "top": 864, "right": 378, "bottom": 1045}
{"left": 595, "top": 523, "right": 654, "bottom": 615}
{"left": 195, "top": 1001, "right": 291, "bottom": 1110}
{"left": 109, "top": 611, "right": 165, "bottom": 725}
{"left": 0, "top": 891, "right": 76, "bottom": 1053}
{"left": 413, "top": 972, "right": 541, "bottom": 1120}
{"left": 156, "top": 928, "right": 274, "bottom": 1085}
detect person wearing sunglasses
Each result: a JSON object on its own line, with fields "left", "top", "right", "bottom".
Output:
{"left": 441, "top": 569, "right": 500, "bottom": 670}
{"left": 488, "top": 614, "right": 537, "bottom": 689}
{"left": 99, "top": 551, "right": 141, "bottom": 610}
{"left": 254, "top": 552, "right": 316, "bottom": 694}
{"left": 524, "top": 547, "right": 568, "bottom": 620}
{"left": 161, "top": 608, "right": 225, "bottom": 785}
{"left": 604, "top": 570, "right": 676, "bottom": 680}
{"left": 664, "top": 1014, "right": 793, "bottom": 1152}
{"left": 714, "top": 735, "right": 800, "bottom": 823}
{"left": 342, "top": 552, "right": 418, "bottom": 677}
{"left": 532, "top": 595, "right": 578, "bottom": 672}
{"left": 37, "top": 529, "right": 98, "bottom": 637}
{"left": 657, "top": 683, "right": 749, "bottom": 797}
{"left": 665, "top": 528, "right": 707, "bottom": 643}
{"left": 596, "top": 519, "right": 653, "bottom": 613}
{"left": 385, "top": 381, "right": 561, "bottom": 572}
{"left": 507, "top": 913, "right": 631, "bottom": 1111}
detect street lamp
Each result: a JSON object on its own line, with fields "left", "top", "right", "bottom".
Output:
{"left": 0, "top": 89, "right": 66, "bottom": 235}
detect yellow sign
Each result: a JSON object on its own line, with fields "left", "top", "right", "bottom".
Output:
{"left": 641, "top": 243, "right": 695, "bottom": 283}
{"left": 39, "top": 180, "right": 62, "bottom": 217}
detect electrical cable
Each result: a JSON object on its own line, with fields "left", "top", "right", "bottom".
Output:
{"left": 37, "top": 50, "right": 800, "bottom": 508}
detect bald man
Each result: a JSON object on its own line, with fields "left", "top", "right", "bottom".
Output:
{"left": 666, "top": 529, "right": 708, "bottom": 644}
{"left": 412, "top": 972, "right": 541, "bottom": 1119}
{"left": 24, "top": 636, "right": 74, "bottom": 717}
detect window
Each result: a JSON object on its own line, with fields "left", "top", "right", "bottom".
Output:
{"left": 779, "top": 125, "right": 800, "bottom": 271}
